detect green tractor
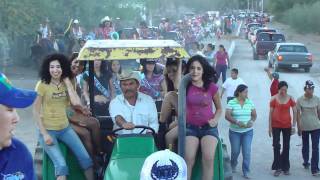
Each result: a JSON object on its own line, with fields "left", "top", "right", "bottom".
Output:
{"left": 35, "top": 40, "right": 232, "bottom": 180}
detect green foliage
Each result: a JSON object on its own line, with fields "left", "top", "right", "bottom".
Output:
{"left": 180, "top": 0, "right": 241, "bottom": 12}
{"left": 0, "top": 0, "right": 143, "bottom": 36}
{"left": 267, "top": 0, "right": 320, "bottom": 33}
{"left": 267, "top": 0, "right": 320, "bottom": 16}
{"left": 0, "top": 0, "right": 44, "bottom": 36}
{"left": 0, "top": 0, "right": 277, "bottom": 37}
{"left": 281, "top": 1, "right": 320, "bottom": 33}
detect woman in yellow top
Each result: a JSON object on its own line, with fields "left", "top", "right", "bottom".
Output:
{"left": 33, "top": 54, "right": 94, "bottom": 180}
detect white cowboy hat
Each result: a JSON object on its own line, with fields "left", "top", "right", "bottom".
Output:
{"left": 73, "top": 19, "right": 79, "bottom": 24}
{"left": 101, "top": 16, "right": 111, "bottom": 23}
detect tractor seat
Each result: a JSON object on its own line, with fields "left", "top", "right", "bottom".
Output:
{"left": 111, "top": 135, "right": 157, "bottom": 159}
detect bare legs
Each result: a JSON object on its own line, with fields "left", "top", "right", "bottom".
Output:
{"left": 185, "top": 136, "right": 218, "bottom": 180}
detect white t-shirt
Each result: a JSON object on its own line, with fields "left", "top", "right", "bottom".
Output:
{"left": 222, "top": 77, "right": 246, "bottom": 97}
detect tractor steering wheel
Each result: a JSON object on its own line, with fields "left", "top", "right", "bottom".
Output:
{"left": 112, "top": 125, "right": 156, "bottom": 135}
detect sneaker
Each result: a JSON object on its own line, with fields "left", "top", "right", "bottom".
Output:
{"left": 283, "top": 170, "right": 290, "bottom": 175}
{"left": 312, "top": 171, "right": 320, "bottom": 176}
{"left": 303, "top": 163, "right": 310, "bottom": 169}
{"left": 273, "top": 170, "right": 282, "bottom": 177}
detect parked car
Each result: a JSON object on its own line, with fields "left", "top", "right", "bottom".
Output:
{"left": 253, "top": 32, "right": 285, "bottom": 60}
{"left": 269, "top": 43, "right": 313, "bottom": 72}
{"left": 250, "top": 28, "right": 277, "bottom": 46}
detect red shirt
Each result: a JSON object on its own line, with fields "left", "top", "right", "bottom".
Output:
{"left": 270, "top": 79, "right": 279, "bottom": 96}
{"left": 270, "top": 98, "right": 296, "bottom": 128}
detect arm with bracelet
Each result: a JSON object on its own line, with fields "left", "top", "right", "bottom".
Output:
{"left": 225, "top": 108, "right": 245, "bottom": 127}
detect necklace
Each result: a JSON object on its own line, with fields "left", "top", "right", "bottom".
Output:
{"left": 51, "top": 81, "right": 61, "bottom": 90}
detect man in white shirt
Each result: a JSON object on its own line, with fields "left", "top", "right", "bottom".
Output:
{"left": 39, "top": 18, "right": 51, "bottom": 39}
{"left": 109, "top": 71, "right": 159, "bottom": 134}
{"left": 221, "top": 68, "right": 246, "bottom": 103}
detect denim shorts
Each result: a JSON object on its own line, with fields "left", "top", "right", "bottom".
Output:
{"left": 186, "top": 123, "right": 219, "bottom": 139}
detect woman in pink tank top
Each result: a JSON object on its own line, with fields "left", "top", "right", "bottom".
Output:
{"left": 184, "top": 55, "right": 222, "bottom": 180}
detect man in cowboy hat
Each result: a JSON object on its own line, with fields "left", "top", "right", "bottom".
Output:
{"left": 109, "top": 71, "right": 158, "bottom": 134}
{"left": 0, "top": 72, "right": 37, "bottom": 180}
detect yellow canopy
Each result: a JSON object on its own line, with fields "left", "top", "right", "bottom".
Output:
{"left": 77, "top": 40, "right": 189, "bottom": 61}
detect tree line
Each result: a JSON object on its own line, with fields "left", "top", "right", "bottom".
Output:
{"left": 267, "top": 0, "right": 320, "bottom": 33}
{"left": 0, "top": 0, "right": 249, "bottom": 38}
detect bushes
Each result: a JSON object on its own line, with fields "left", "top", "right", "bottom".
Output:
{"left": 280, "top": 1, "right": 320, "bottom": 34}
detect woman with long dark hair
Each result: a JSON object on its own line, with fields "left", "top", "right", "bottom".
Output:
{"left": 159, "top": 58, "right": 184, "bottom": 149}
{"left": 184, "top": 55, "right": 222, "bottom": 180}
{"left": 83, "top": 60, "right": 113, "bottom": 116}
{"left": 33, "top": 53, "right": 94, "bottom": 180}
{"left": 68, "top": 54, "right": 102, "bottom": 169}
{"left": 139, "top": 59, "right": 167, "bottom": 110}
{"left": 109, "top": 60, "right": 122, "bottom": 98}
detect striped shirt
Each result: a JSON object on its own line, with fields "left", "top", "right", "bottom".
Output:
{"left": 227, "top": 98, "right": 255, "bottom": 133}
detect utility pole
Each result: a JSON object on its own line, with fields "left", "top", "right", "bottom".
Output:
{"left": 251, "top": 0, "right": 254, "bottom": 11}
{"left": 247, "top": 0, "right": 250, "bottom": 11}
{"left": 261, "top": 0, "right": 264, "bottom": 13}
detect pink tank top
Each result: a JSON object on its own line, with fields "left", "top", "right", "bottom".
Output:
{"left": 186, "top": 82, "right": 218, "bottom": 126}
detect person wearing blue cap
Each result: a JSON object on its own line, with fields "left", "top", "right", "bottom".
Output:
{"left": 0, "top": 72, "right": 37, "bottom": 180}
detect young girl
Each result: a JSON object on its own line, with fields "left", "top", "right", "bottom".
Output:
{"left": 68, "top": 54, "right": 102, "bottom": 169}
{"left": 109, "top": 60, "right": 122, "bottom": 98}
{"left": 159, "top": 58, "right": 183, "bottom": 149}
{"left": 139, "top": 59, "right": 167, "bottom": 110}
{"left": 184, "top": 55, "right": 222, "bottom": 180}
{"left": 83, "top": 61, "right": 113, "bottom": 116}
{"left": 33, "top": 53, "right": 94, "bottom": 180}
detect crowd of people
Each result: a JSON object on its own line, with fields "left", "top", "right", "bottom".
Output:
{"left": 33, "top": 13, "right": 238, "bottom": 61}
{"left": 5, "top": 49, "right": 320, "bottom": 179}
{"left": 3, "top": 11, "right": 320, "bottom": 180}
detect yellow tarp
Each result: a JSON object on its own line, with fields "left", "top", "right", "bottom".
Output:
{"left": 78, "top": 40, "right": 189, "bottom": 61}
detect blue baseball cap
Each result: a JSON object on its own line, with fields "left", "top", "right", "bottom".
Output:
{"left": 0, "top": 73, "right": 37, "bottom": 108}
